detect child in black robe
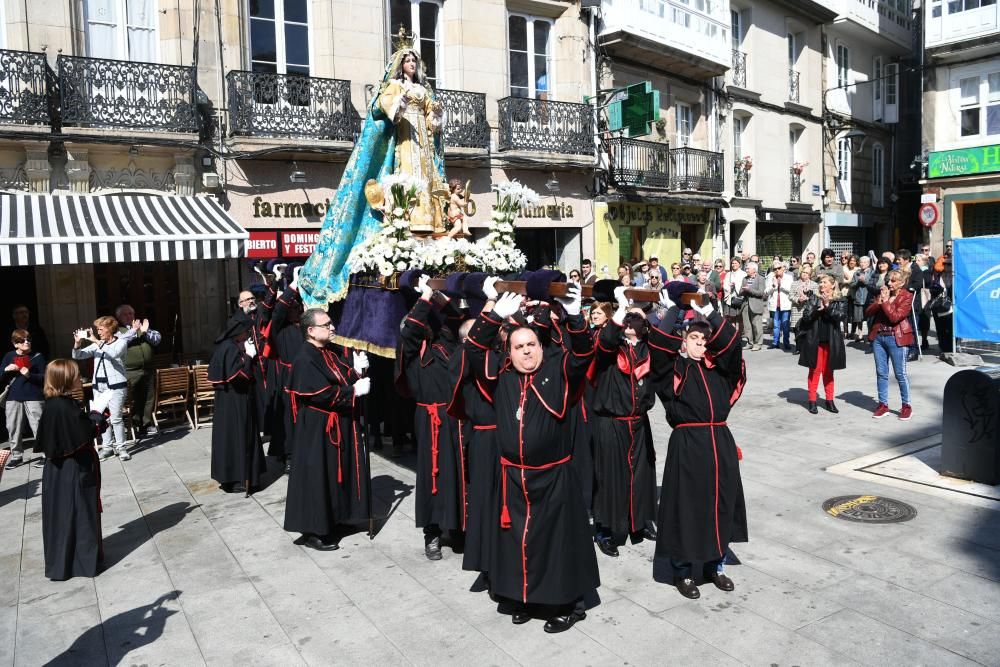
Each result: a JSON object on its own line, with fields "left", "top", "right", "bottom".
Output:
{"left": 648, "top": 289, "right": 748, "bottom": 600}
{"left": 35, "top": 359, "right": 103, "bottom": 581}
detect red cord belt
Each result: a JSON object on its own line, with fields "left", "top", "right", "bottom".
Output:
{"left": 498, "top": 454, "right": 572, "bottom": 529}
{"left": 417, "top": 402, "right": 445, "bottom": 495}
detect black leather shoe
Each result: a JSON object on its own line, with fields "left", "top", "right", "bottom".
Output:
{"left": 596, "top": 538, "right": 619, "bottom": 557}
{"left": 642, "top": 525, "right": 657, "bottom": 540}
{"left": 511, "top": 610, "right": 531, "bottom": 625}
{"left": 674, "top": 577, "right": 700, "bottom": 599}
{"left": 807, "top": 401, "right": 818, "bottom": 414}
{"left": 283, "top": 459, "right": 292, "bottom": 475}
{"left": 301, "top": 535, "right": 339, "bottom": 551}
{"left": 231, "top": 482, "right": 246, "bottom": 494}
{"left": 708, "top": 572, "right": 735, "bottom": 592}
{"left": 543, "top": 611, "right": 585, "bottom": 634}
{"left": 825, "top": 400, "right": 839, "bottom": 414}
{"left": 907, "top": 353, "right": 920, "bottom": 362}
{"left": 424, "top": 535, "right": 443, "bottom": 561}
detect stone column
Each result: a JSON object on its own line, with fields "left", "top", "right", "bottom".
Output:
{"left": 24, "top": 147, "right": 50, "bottom": 193}
{"left": 65, "top": 147, "right": 91, "bottom": 193}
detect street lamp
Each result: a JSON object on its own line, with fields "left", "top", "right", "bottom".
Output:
{"left": 843, "top": 127, "right": 867, "bottom": 154}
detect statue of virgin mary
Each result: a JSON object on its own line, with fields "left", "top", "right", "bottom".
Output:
{"left": 298, "top": 32, "right": 448, "bottom": 308}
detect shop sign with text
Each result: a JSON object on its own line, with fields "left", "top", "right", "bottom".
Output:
{"left": 601, "top": 202, "right": 710, "bottom": 226}
{"left": 928, "top": 145, "right": 1000, "bottom": 178}
{"left": 244, "top": 230, "right": 320, "bottom": 258}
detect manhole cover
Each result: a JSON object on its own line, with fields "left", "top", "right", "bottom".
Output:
{"left": 822, "top": 495, "right": 917, "bottom": 523}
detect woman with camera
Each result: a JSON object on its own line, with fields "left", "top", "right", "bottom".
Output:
{"left": 797, "top": 274, "right": 847, "bottom": 414}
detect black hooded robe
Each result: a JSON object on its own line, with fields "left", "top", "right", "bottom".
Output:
{"left": 248, "top": 282, "right": 276, "bottom": 438}
{"left": 283, "top": 343, "right": 369, "bottom": 535}
{"left": 34, "top": 396, "right": 103, "bottom": 581}
{"left": 396, "top": 298, "right": 467, "bottom": 534}
{"left": 466, "top": 310, "right": 600, "bottom": 607}
{"left": 265, "top": 286, "right": 304, "bottom": 460}
{"left": 648, "top": 307, "right": 749, "bottom": 578}
{"left": 448, "top": 344, "right": 498, "bottom": 575}
{"left": 208, "top": 337, "right": 266, "bottom": 489}
{"left": 591, "top": 321, "right": 658, "bottom": 540}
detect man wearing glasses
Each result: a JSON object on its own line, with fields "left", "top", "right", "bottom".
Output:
{"left": 921, "top": 244, "right": 935, "bottom": 270}
{"left": 681, "top": 247, "right": 693, "bottom": 266}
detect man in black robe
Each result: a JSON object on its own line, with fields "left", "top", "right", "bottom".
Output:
{"left": 466, "top": 284, "right": 599, "bottom": 634}
{"left": 396, "top": 275, "right": 468, "bottom": 561}
{"left": 648, "top": 289, "right": 748, "bottom": 599}
{"left": 244, "top": 262, "right": 279, "bottom": 437}
{"left": 590, "top": 286, "right": 657, "bottom": 556}
{"left": 208, "top": 314, "right": 266, "bottom": 495}
{"left": 283, "top": 308, "right": 371, "bottom": 551}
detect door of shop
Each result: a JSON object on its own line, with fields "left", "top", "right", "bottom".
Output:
{"left": 93, "top": 262, "right": 183, "bottom": 357}
{"left": 963, "top": 202, "right": 1000, "bottom": 237}
{"left": 755, "top": 223, "right": 799, "bottom": 260}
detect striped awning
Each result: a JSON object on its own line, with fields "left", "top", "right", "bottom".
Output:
{"left": 0, "top": 193, "right": 248, "bottom": 266}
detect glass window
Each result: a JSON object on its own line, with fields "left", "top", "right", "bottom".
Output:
{"left": 84, "top": 0, "right": 159, "bottom": 61}
{"left": 675, "top": 103, "right": 693, "bottom": 146}
{"left": 730, "top": 9, "right": 741, "bottom": 50}
{"left": 733, "top": 117, "right": 744, "bottom": 159}
{"left": 837, "top": 44, "right": 850, "bottom": 89}
{"left": 389, "top": 0, "right": 442, "bottom": 86}
{"left": 507, "top": 13, "right": 553, "bottom": 99}
{"left": 988, "top": 73, "right": 1000, "bottom": 135}
{"left": 960, "top": 76, "right": 981, "bottom": 136}
{"left": 249, "top": 0, "right": 309, "bottom": 76}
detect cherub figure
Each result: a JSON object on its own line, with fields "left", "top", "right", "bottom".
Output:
{"left": 445, "top": 178, "right": 471, "bottom": 238}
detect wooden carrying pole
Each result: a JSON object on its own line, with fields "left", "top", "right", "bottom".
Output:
{"left": 424, "top": 279, "right": 708, "bottom": 305}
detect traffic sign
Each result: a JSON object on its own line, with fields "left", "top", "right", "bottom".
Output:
{"left": 919, "top": 203, "right": 939, "bottom": 228}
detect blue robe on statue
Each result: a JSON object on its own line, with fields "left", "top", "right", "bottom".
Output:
{"left": 298, "top": 57, "right": 447, "bottom": 312}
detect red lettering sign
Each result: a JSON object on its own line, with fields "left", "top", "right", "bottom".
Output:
{"left": 280, "top": 231, "right": 321, "bottom": 257}
{"left": 247, "top": 231, "right": 278, "bottom": 258}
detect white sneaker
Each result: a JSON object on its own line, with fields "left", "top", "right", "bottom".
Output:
{"left": 98, "top": 447, "right": 116, "bottom": 461}
{"left": 116, "top": 447, "right": 132, "bottom": 461}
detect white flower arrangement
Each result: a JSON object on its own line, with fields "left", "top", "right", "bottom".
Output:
{"left": 348, "top": 177, "right": 532, "bottom": 279}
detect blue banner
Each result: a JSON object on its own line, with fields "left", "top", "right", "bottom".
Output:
{"left": 954, "top": 236, "right": 1000, "bottom": 342}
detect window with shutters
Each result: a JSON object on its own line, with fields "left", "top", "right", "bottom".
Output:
{"left": 388, "top": 0, "right": 442, "bottom": 87}
{"left": 675, "top": 103, "right": 693, "bottom": 146}
{"left": 84, "top": 0, "right": 158, "bottom": 62}
{"left": 873, "top": 56, "right": 883, "bottom": 121}
{"left": 961, "top": 202, "right": 1000, "bottom": 237}
{"left": 508, "top": 13, "right": 552, "bottom": 99}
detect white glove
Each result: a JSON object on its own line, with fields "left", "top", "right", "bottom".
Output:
{"left": 555, "top": 284, "right": 582, "bottom": 317}
{"left": 417, "top": 274, "right": 433, "bottom": 300}
{"left": 290, "top": 266, "right": 301, "bottom": 290}
{"left": 244, "top": 339, "right": 257, "bottom": 358}
{"left": 659, "top": 288, "right": 676, "bottom": 310}
{"left": 692, "top": 302, "right": 715, "bottom": 318}
{"left": 612, "top": 285, "right": 629, "bottom": 324}
{"left": 483, "top": 276, "right": 500, "bottom": 301}
{"left": 273, "top": 263, "right": 287, "bottom": 281}
{"left": 354, "top": 376, "right": 371, "bottom": 397}
{"left": 492, "top": 292, "right": 522, "bottom": 319}
{"left": 353, "top": 351, "right": 369, "bottom": 375}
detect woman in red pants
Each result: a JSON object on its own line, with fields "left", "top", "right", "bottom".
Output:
{"left": 796, "top": 274, "right": 848, "bottom": 414}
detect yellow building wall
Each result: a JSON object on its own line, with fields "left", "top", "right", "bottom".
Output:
{"left": 594, "top": 201, "right": 712, "bottom": 276}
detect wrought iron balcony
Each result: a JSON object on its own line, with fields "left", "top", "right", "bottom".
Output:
{"left": 58, "top": 55, "right": 198, "bottom": 132}
{"left": 497, "top": 97, "right": 594, "bottom": 155}
{"left": 0, "top": 49, "right": 51, "bottom": 125}
{"left": 669, "top": 147, "right": 724, "bottom": 192}
{"left": 733, "top": 161, "right": 751, "bottom": 197}
{"left": 731, "top": 50, "right": 748, "bottom": 88}
{"left": 227, "top": 70, "right": 357, "bottom": 141}
{"left": 437, "top": 89, "right": 489, "bottom": 150}
{"left": 789, "top": 168, "right": 802, "bottom": 202}
{"left": 789, "top": 69, "right": 801, "bottom": 104}
{"left": 604, "top": 136, "right": 670, "bottom": 190}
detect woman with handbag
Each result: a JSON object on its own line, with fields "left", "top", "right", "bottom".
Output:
{"left": 722, "top": 257, "right": 746, "bottom": 339}
{"left": 797, "top": 275, "right": 847, "bottom": 414}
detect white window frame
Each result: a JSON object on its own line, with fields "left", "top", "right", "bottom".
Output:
{"left": 836, "top": 43, "right": 850, "bottom": 89}
{"left": 733, "top": 116, "right": 745, "bottom": 160}
{"left": 787, "top": 32, "right": 797, "bottom": 68}
{"left": 248, "top": 0, "right": 312, "bottom": 75}
{"left": 507, "top": 12, "right": 554, "bottom": 99}
{"left": 676, "top": 102, "right": 693, "bottom": 146}
{"left": 730, "top": 8, "right": 743, "bottom": 51}
{"left": 789, "top": 127, "right": 801, "bottom": 165}
{"left": 872, "top": 143, "right": 885, "bottom": 208}
{"left": 884, "top": 62, "right": 899, "bottom": 122}
{"left": 84, "top": 0, "right": 159, "bottom": 62}
{"left": 873, "top": 55, "right": 883, "bottom": 121}
{"left": 949, "top": 61, "right": 1000, "bottom": 146}
{"left": 388, "top": 0, "right": 443, "bottom": 87}
{"left": 836, "top": 137, "right": 852, "bottom": 204}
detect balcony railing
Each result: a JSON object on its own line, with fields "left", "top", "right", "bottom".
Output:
{"left": 227, "top": 70, "right": 357, "bottom": 141}
{"left": 669, "top": 146, "right": 724, "bottom": 192}
{"left": 789, "top": 69, "right": 801, "bottom": 104}
{"left": 58, "top": 55, "right": 198, "bottom": 132}
{"left": 437, "top": 89, "right": 489, "bottom": 150}
{"left": 0, "top": 49, "right": 51, "bottom": 125}
{"left": 731, "top": 50, "right": 747, "bottom": 88}
{"left": 497, "top": 97, "right": 594, "bottom": 155}
{"left": 604, "top": 136, "right": 671, "bottom": 189}
{"left": 733, "top": 161, "right": 750, "bottom": 197}
{"left": 789, "top": 169, "right": 802, "bottom": 202}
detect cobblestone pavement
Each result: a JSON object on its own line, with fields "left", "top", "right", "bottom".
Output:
{"left": 2, "top": 341, "right": 999, "bottom": 666}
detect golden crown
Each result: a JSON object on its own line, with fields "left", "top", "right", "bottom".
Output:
{"left": 393, "top": 27, "right": 415, "bottom": 52}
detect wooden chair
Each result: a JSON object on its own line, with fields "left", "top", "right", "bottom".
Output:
{"left": 190, "top": 364, "right": 214, "bottom": 428}
{"left": 151, "top": 352, "right": 175, "bottom": 369}
{"left": 152, "top": 366, "right": 194, "bottom": 430}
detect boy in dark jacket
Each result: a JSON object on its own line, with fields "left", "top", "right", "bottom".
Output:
{"left": 3, "top": 329, "right": 46, "bottom": 468}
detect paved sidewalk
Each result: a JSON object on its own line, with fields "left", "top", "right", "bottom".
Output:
{"left": 2, "top": 342, "right": 999, "bottom": 666}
